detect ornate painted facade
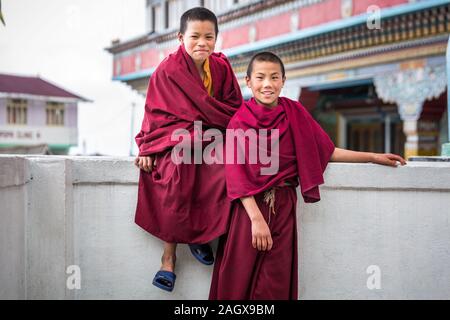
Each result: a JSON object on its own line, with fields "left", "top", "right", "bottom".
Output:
{"left": 106, "top": 0, "right": 450, "bottom": 158}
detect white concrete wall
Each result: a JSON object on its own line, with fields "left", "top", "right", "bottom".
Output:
{"left": 0, "top": 156, "right": 28, "bottom": 299}
{"left": 298, "top": 162, "right": 450, "bottom": 299}
{"left": 1, "top": 155, "right": 449, "bottom": 300}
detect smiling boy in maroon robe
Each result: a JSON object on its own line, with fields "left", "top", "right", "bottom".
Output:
{"left": 209, "top": 52, "right": 406, "bottom": 300}
{"left": 134, "top": 7, "right": 242, "bottom": 292}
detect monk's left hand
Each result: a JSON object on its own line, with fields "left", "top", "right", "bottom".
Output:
{"left": 371, "top": 153, "right": 407, "bottom": 167}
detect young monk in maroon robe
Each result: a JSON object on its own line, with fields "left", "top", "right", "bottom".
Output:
{"left": 209, "top": 52, "right": 406, "bottom": 300}
{"left": 134, "top": 7, "right": 242, "bottom": 292}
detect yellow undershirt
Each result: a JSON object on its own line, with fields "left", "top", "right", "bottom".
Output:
{"left": 202, "top": 58, "right": 213, "bottom": 97}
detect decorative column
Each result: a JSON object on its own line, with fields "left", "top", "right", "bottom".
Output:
{"left": 384, "top": 114, "right": 391, "bottom": 153}
{"left": 374, "top": 64, "right": 446, "bottom": 158}
{"left": 337, "top": 113, "right": 347, "bottom": 149}
{"left": 444, "top": 36, "right": 450, "bottom": 156}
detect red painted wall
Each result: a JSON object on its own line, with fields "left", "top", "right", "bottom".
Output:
{"left": 353, "top": 0, "right": 408, "bottom": 16}
{"left": 221, "top": 24, "right": 251, "bottom": 48}
{"left": 255, "top": 11, "right": 292, "bottom": 41}
{"left": 141, "top": 50, "right": 159, "bottom": 70}
{"left": 121, "top": 55, "right": 136, "bottom": 75}
{"left": 299, "top": 0, "right": 342, "bottom": 29}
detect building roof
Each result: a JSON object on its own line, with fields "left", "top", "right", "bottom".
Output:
{"left": 0, "top": 73, "right": 89, "bottom": 101}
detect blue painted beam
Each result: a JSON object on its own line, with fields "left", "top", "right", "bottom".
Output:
{"left": 112, "top": 68, "right": 155, "bottom": 81}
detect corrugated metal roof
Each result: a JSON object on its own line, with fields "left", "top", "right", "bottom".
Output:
{"left": 0, "top": 73, "right": 89, "bottom": 101}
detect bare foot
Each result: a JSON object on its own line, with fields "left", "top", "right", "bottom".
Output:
{"left": 160, "top": 254, "right": 176, "bottom": 273}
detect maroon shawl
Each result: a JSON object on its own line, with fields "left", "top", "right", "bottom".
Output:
{"left": 134, "top": 45, "right": 243, "bottom": 244}
{"left": 135, "top": 45, "right": 242, "bottom": 155}
{"left": 226, "top": 97, "right": 335, "bottom": 203}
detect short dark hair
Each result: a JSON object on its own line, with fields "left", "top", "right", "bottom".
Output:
{"left": 246, "top": 52, "right": 286, "bottom": 78}
{"left": 180, "top": 7, "right": 219, "bottom": 36}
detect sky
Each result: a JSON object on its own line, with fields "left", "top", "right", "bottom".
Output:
{"left": 0, "top": 0, "right": 147, "bottom": 156}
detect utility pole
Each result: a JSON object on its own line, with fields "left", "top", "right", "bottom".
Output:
{"left": 82, "top": 139, "right": 87, "bottom": 155}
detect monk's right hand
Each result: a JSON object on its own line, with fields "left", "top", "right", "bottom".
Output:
{"left": 134, "top": 155, "right": 156, "bottom": 173}
{"left": 251, "top": 217, "right": 273, "bottom": 251}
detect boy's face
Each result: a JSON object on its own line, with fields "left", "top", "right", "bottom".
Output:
{"left": 246, "top": 61, "right": 286, "bottom": 108}
{"left": 178, "top": 20, "right": 216, "bottom": 65}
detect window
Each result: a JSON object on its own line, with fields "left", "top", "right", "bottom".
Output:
{"left": 165, "top": 1, "right": 169, "bottom": 29}
{"left": 7, "top": 99, "right": 27, "bottom": 125}
{"left": 46, "top": 102, "right": 65, "bottom": 126}
{"left": 202, "top": 0, "right": 233, "bottom": 13}
{"left": 146, "top": 0, "right": 166, "bottom": 33}
{"left": 146, "top": 1, "right": 154, "bottom": 32}
{"left": 203, "top": 0, "right": 223, "bottom": 13}
{"left": 151, "top": 6, "right": 156, "bottom": 32}
{"left": 233, "top": 0, "right": 254, "bottom": 6}
{"left": 150, "top": 0, "right": 256, "bottom": 32}
{"left": 168, "top": 0, "right": 184, "bottom": 30}
{"left": 154, "top": 4, "right": 163, "bottom": 32}
{"left": 216, "top": 0, "right": 227, "bottom": 13}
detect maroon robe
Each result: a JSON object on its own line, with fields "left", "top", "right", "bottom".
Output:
{"left": 209, "top": 97, "right": 335, "bottom": 300}
{"left": 134, "top": 45, "right": 242, "bottom": 244}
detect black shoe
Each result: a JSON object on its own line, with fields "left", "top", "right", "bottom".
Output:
{"left": 188, "top": 243, "right": 214, "bottom": 265}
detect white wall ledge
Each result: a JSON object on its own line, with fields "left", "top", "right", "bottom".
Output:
{"left": 0, "top": 156, "right": 30, "bottom": 187}
{"left": 1, "top": 155, "right": 450, "bottom": 299}
{"left": 3, "top": 154, "right": 450, "bottom": 188}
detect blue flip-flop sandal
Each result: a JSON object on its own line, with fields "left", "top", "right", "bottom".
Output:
{"left": 188, "top": 243, "right": 214, "bottom": 265}
{"left": 152, "top": 270, "right": 176, "bottom": 292}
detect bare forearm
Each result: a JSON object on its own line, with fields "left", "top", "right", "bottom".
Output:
{"left": 240, "top": 195, "right": 273, "bottom": 251}
{"left": 330, "top": 147, "right": 375, "bottom": 163}
{"left": 240, "top": 196, "right": 264, "bottom": 222}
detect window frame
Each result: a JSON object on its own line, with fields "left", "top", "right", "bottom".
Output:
{"left": 6, "top": 98, "right": 28, "bottom": 125}
{"left": 46, "top": 101, "right": 65, "bottom": 126}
